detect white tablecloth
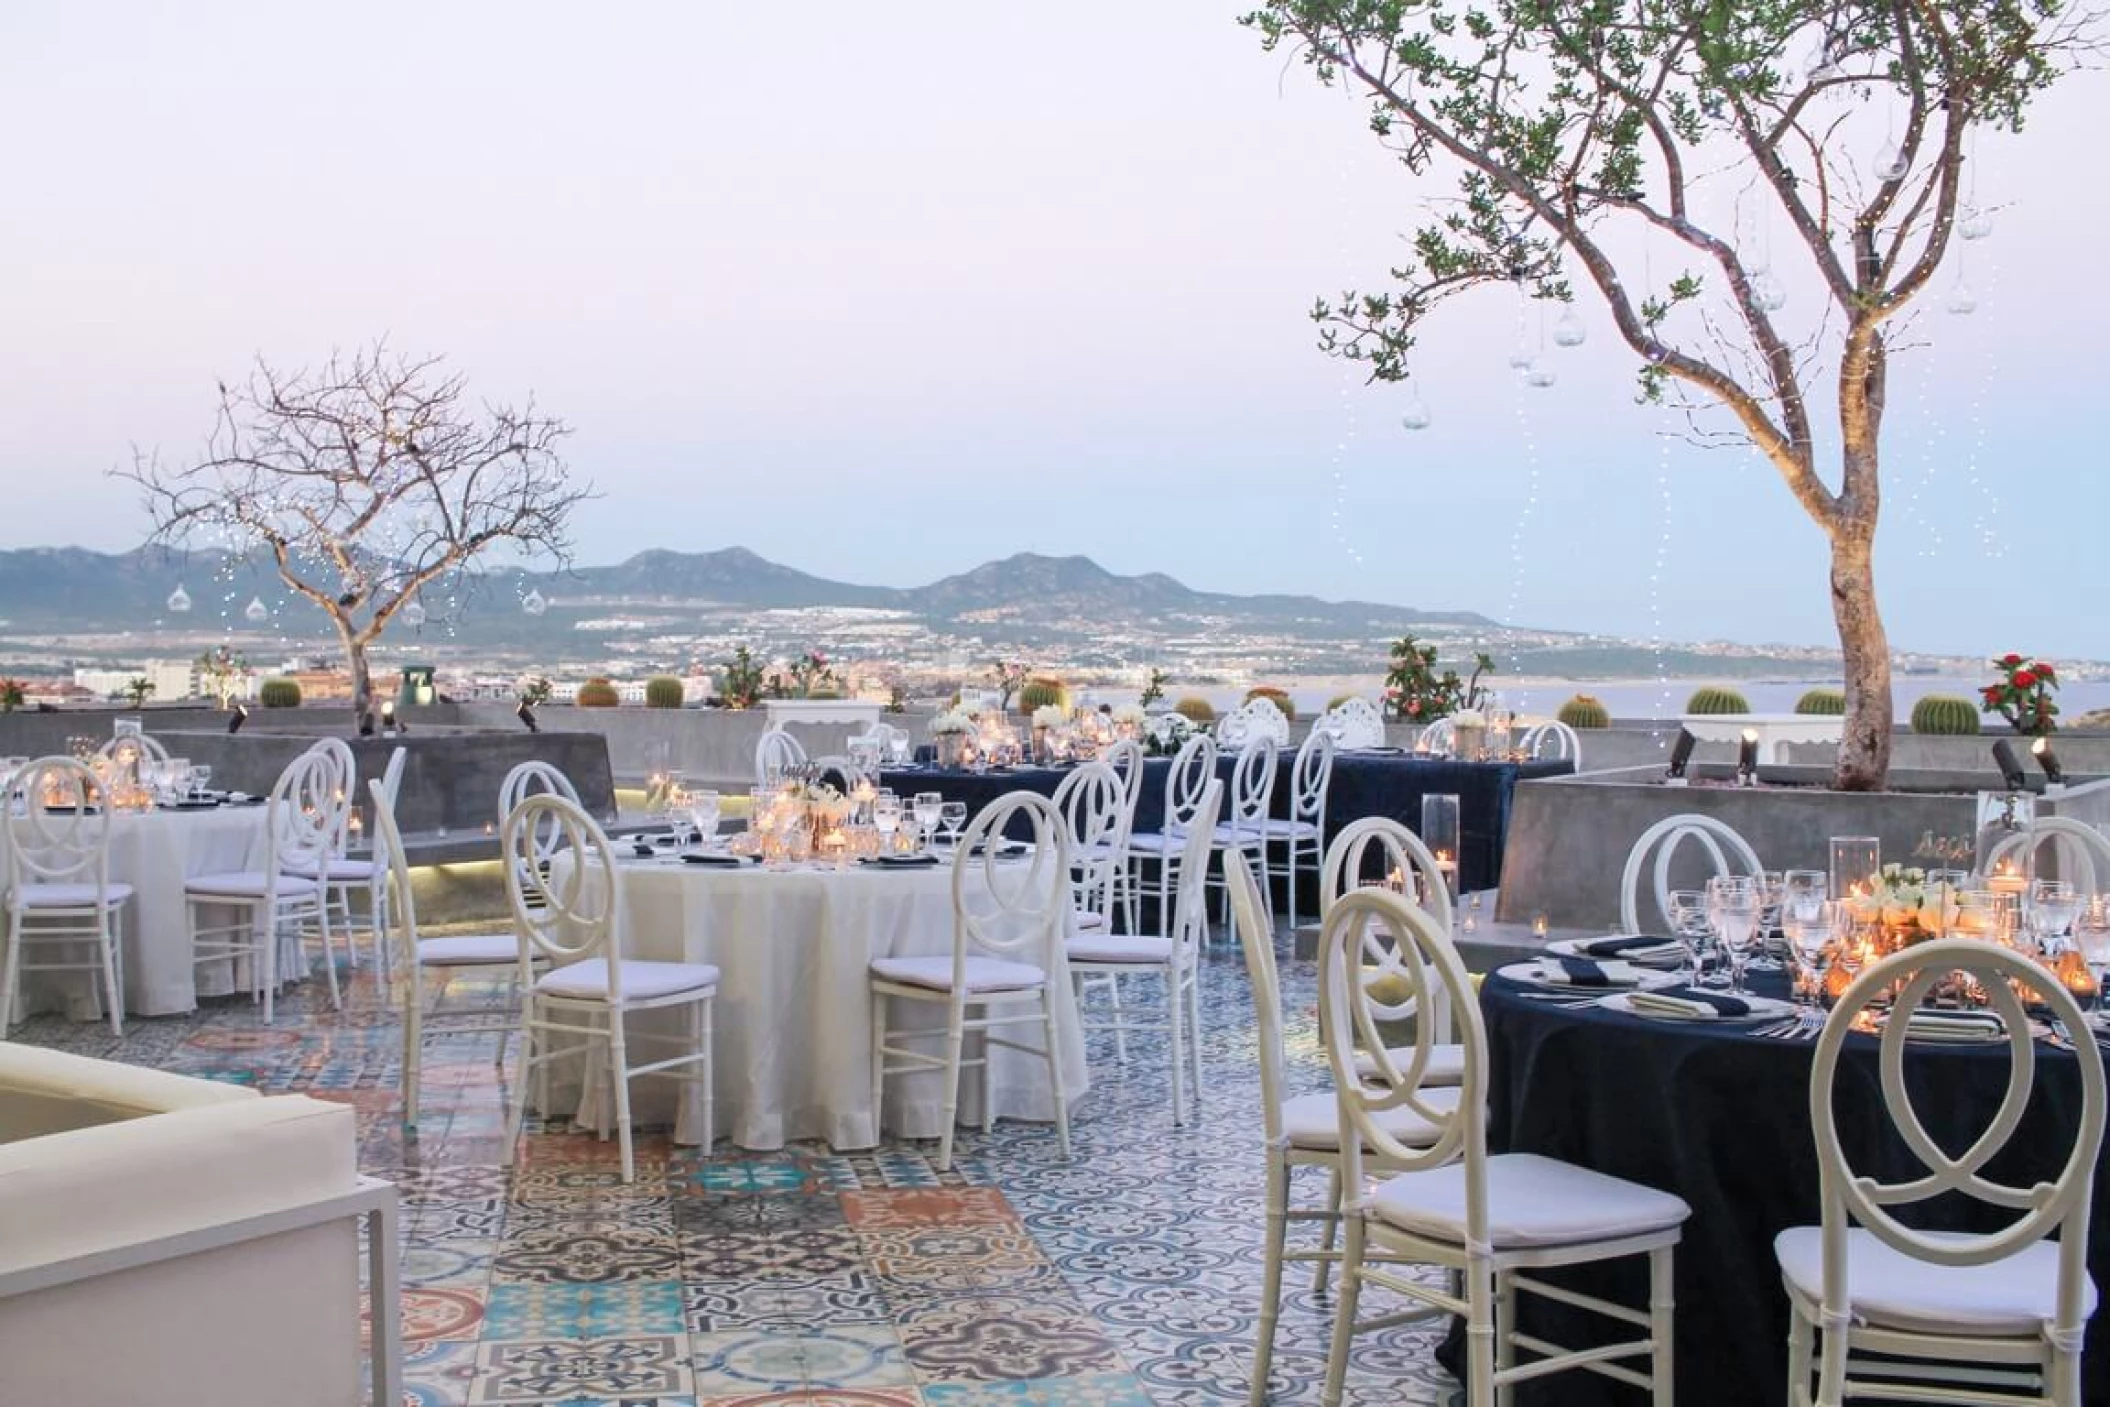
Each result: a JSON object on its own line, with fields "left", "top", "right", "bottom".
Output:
{"left": 10, "top": 806, "right": 270, "bottom": 1019}
{"left": 544, "top": 855, "right": 1090, "bottom": 1151}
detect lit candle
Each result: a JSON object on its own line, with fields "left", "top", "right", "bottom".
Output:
{"left": 1532, "top": 913, "right": 1550, "bottom": 938}
{"left": 1988, "top": 862, "right": 2027, "bottom": 898}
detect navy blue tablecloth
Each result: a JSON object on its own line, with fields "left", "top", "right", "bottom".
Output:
{"left": 883, "top": 752, "right": 1568, "bottom": 892}
{"left": 1459, "top": 973, "right": 2110, "bottom": 1405}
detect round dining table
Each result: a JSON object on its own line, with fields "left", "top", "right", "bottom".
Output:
{"left": 543, "top": 848, "right": 1090, "bottom": 1152}
{"left": 9, "top": 802, "right": 272, "bottom": 1020}
{"left": 1465, "top": 971, "right": 2110, "bottom": 1406}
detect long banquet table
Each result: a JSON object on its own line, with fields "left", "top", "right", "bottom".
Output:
{"left": 543, "top": 850, "right": 1090, "bottom": 1151}
{"left": 9, "top": 804, "right": 271, "bottom": 1019}
{"left": 884, "top": 751, "right": 1570, "bottom": 892}
{"left": 1465, "top": 970, "right": 2110, "bottom": 1406}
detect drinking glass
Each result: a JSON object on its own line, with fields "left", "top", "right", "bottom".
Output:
{"left": 190, "top": 765, "right": 213, "bottom": 795}
{"left": 1749, "top": 870, "right": 1786, "bottom": 971}
{"left": 691, "top": 789, "right": 721, "bottom": 844}
{"left": 2076, "top": 898, "right": 2110, "bottom": 1022}
{"left": 2029, "top": 879, "right": 2081, "bottom": 955}
{"left": 873, "top": 796, "right": 902, "bottom": 851}
{"left": 1666, "top": 888, "right": 1713, "bottom": 986}
{"left": 940, "top": 801, "right": 968, "bottom": 847}
{"left": 914, "top": 791, "right": 943, "bottom": 838}
{"left": 1707, "top": 875, "right": 1761, "bottom": 995}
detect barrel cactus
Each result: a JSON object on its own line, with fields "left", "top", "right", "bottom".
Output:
{"left": 1173, "top": 696, "right": 1217, "bottom": 724}
{"left": 1557, "top": 694, "right": 1610, "bottom": 729}
{"left": 644, "top": 675, "right": 685, "bottom": 709}
{"left": 1017, "top": 676, "right": 1069, "bottom": 713}
{"left": 1326, "top": 692, "right": 1366, "bottom": 711}
{"left": 1685, "top": 685, "right": 1752, "bottom": 715}
{"left": 1911, "top": 694, "right": 1982, "bottom": 735}
{"left": 1243, "top": 685, "right": 1296, "bottom": 721}
{"left": 258, "top": 677, "right": 302, "bottom": 708}
{"left": 1794, "top": 687, "right": 1846, "bottom": 716}
{"left": 575, "top": 677, "right": 620, "bottom": 708}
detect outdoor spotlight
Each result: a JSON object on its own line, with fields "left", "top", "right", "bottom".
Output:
{"left": 1991, "top": 738, "right": 2028, "bottom": 790}
{"left": 380, "top": 699, "right": 397, "bottom": 735}
{"left": 358, "top": 710, "right": 375, "bottom": 737}
{"left": 227, "top": 703, "right": 248, "bottom": 735}
{"left": 1736, "top": 728, "right": 1761, "bottom": 786}
{"left": 2033, "top": 735, "right": 2066, "bottom": 787}
{"left": 1665, "top": 728, "right": 1696, "bottom": 784}
{"left": 517, "top": 700, "right": 540, "bottom": 734}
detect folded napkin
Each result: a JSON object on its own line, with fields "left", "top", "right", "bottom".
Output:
{"left": 859, "top": 853, "right": 940, "bottom": 868}
{"left": 1574, "top": 934, "right": 1686, "bottom": 963}
{"left": 680, "top": 852, "right": 755, "bottom": 867}
{"left": 1892, "top": 1009, "right": 2007, "bottom": 1043}
{"left": 1547, "top": 956, "right": 1615, "bottom": 987}
{"left": 967, "top": 841, "right": 1029, "bottom": 859}
{"left": 1628, "top": 985, "right": 1752, "bottom": 1020}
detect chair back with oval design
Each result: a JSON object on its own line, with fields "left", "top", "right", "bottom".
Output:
{"left": 4, "top": 756, "right": 113, "bottom": 893}
{"left": 1812, "top": 938, "right": 2105, "bottom": 1342}
{"left": 949, "top": 792, "right": 1068, "bottom": 983}
{"left": 1519, "top": 720, "right": 1582, "bottom": 767}
{"left": 1224, "top": 737, "right": 1278, "bottom": 841}
{"left": 1319, "top": 696, "right": 1387, "bottom": 751}
{"left": 755, "top": 728, "right": 808, "bottom": 785}
{"left": 1227, "top": 848, "right": 1289, "bottom": 1147}
{"left": 302, "top": 737, "right": 357, "bottom": 855}
{"left": 1418, "top": 718, "right": 1456, "bottom": 754}
{"left": 1318, "top": 887, "right": 1485, "bottom": 1197}
{"left": 1052, "top": 761, "right": 1125, "bottom": 925}
{"left": 1168, "top": 781, "right": 1223, "bottom": 954}
{"left": 1163, "top": 734, "right": 1219, "bottom": 832}
{"left": 1618, "top": 813, "right": 1764, "bottom": 935}
{"left": 1321, "top": 816, "right": 1456, "bottom": 938}
{"left": 266, "top": 749, "right": 338, "bottom": 883}
{"left": 1219, "top": 696, "right": 1291, "bottom": 749}
{"left": 1289, "top": 728, "right": 1336, "bottom": 829}
{"left": 1985, "top": 818, "right": 2110, "bottom": 899}
{"left": 502, "top": 792, "right": 624, "bottom": 996}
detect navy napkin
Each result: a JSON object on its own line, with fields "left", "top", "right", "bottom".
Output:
{"left": 1633, "top": 985, "right": 1752, "bottom": 1018}
{"left": 1553, "top": 956, "right": 1613, "bottom": 987}
{"left": 681, "top": 853, "right": 752, "bottom": 867}
{"left": 860, "top": 853, "right": 940, "bottom": 868}
{"left": 1577, "top": 934, "right": 1680, "bottom": 959}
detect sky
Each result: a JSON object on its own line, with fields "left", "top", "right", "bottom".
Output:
{"left": 1, "top": 2, "right": 2105, "bottom": 661}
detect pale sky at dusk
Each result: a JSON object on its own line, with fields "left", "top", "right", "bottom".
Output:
{"left": 1, "top": 3, "right": 2104, "bottom": 660}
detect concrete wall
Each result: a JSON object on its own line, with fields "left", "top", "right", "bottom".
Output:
{"left": 1497, "top": 766, "right": 2110, "bottom": 931}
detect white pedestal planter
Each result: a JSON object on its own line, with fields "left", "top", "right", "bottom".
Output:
{"left": 763, "top": 699, "right": 883, "bottom": 730}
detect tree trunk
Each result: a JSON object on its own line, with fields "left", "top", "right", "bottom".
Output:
{"left": 1829, "top": 525, "right": 1894, "bottom": 791}
{"left": 340, "top": 623, "right": 374, "bottom": 726}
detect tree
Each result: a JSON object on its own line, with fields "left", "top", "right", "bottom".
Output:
{"left": 122, "top": 345, "right": 590, "bottom": 723}
{"left": 1245, "top": 0, "right": 2094, "bottom": 789}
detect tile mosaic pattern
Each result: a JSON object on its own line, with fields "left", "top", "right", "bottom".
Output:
{"left": 15, "top": 929, "right": 1462, "bottom": 1405}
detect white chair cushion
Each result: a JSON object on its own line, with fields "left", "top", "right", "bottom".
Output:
{"left": 1211, "top": 824, "right": 1267, "bottom": 844}
{"left": 535, "top": 960, "right": 719, "bottom": 1002}
{"left": 1282, "top": 1087, "right": 1461, "bottom": 1152}
{"left": 1774, "top": 1226, "right": 2097, "bottom": 1338}
{"left": 184, "top": 871, "right": 320, "bottom": 899}
{"left": 286, "top": 857, "right": 377, "bottom": 882}
{"left": 870, "top": 954, "right": 1047, "bottom": 993}
{"left": 1371, "top": 1152, "right": 1691, "bottom": 1250}
{"left": 1125, "top": 832, "right": 1185, "bottom": 853}
{"left": 1356, "top": 1043, "right": 1468, "bottom": 1088}
{"left": 1259, "top": 818, "right": 1321, "bottom": 839}
{"left": 417, "top": 934, "right": 521, "bottom": 966}
{"left": 10, "top": 881, "right": 135, "bottom": 909}
{"left": 1068, "top": 932, "right": 1175, "bottom": 964}
{"left": 1073, "top": 909, "right": 1109, "bottom": 931}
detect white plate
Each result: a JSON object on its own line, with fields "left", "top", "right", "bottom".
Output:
{"left": 1546, "top": 936, "right": 1685, "bottom": 968}
{"left": 1496, "top": 960, "right": 1679, "bottom": 992}
{"left": 1597, "top": 991, "right": 1796, "bottom": 1022}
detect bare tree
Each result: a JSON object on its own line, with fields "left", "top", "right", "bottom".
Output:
{"left": 121, "top": 345, "right": 590, "bottom": 723}
{"left": 1246, "top": 0, "right": 2097, "bottom": 789}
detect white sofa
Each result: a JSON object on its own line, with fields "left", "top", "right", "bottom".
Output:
{"left": 0, "top": 1043, "right": 400, "bottom": 1406}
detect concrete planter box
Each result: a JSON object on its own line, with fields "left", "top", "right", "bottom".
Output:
{"left": 761, "top": 699, "right": 881, "bottom": 729}
{"left": 1681, "top": 713, "right": 1843, "bottom": 764}
{"left": 1497, "top": 765, "right": 2110, "bottom": 931}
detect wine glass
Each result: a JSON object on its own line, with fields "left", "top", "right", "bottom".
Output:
{"left": 1707, "top": 875, "right": 1760, "bottom": 996}
{"left": 1666, "top": 888, "right": 1713, "bottom": 986}
{"left": 873, "top": 795, "right": 902, "bottom": 852}
{"left": 190, "top": 764, "right": 213, "bottom": 796}
{"left": 940, "top": 801, "right": 968, "bottom": 848}
{"left": 914, "top": 791, "right": 943, "bottom": 841}
{"left": 690, "top": 789, "right": 721, "bottom": 848}
{"left": 1782, "top": 899, "right": 1840, "bottom": 1030}
{"left": 2076, "top": 898, "right": 2110, "bottom": 1023}
{"left": 1749, "top": 870, "right": 1786, "bottom": 971}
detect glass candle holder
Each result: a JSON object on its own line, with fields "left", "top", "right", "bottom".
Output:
{"left": 1829, "top": 835, "right": 1881, "bottom": 907}
{"left": 1973, "top": 790, "right": 2036, "bottom": 886}
{"left": 1421, "top": 793, "right": 1462, "bottom": 899}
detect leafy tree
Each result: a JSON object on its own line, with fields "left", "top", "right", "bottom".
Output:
{"left": 123, "top": 345, "right": 590, "bottom": 724}
{"left": 1245, "top": 0, "right": 2094, "bottom": 789}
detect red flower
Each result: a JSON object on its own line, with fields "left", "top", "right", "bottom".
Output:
{"left": 1407, "top": 699, "right": 1423, "bottom": 716}
{"left": 2001, "top": 653, "right": 2023, "bottom": 667}
{"left": 2035, "top": 661, "right": 2057, "bottom": 680}
{"left": 1983, "top": 686, "right": 2003, "bottom": 703}
{"left": 2013, "top": 670, "right": 2038, "bottom": 689}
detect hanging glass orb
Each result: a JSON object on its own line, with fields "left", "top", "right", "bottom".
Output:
{"left": 521, "top": 588, "right": 549, "bottom": 617}
{"left": 1523, "top": 360, "right": 1558, "bottom": 389}
{"left": 1946, "top": 280, "right": 1978, "bottom": 315}
{"left": 243, "top": 596, "right": 269, "bottom": 623}
{"left": 165, "top": 583, "right": 192, "bottom": 614}
{"left": 1553, "top": 307, "right": 1587, "bottom": 348}
{"left": 1399, "top": 394, "right": 1432, "bottom": 432}
{"left": 1960, "top": 206, "right": 1993, "bottom": 241}
{"left": 402, "top": 598, "right": 427, "bottom": 630}
{"left": 1506, "top": 345, "right": 1535, "bottom": 371}
{"left": 1751, "top": 271, "right": 1788, "bottom": 313}
{"left": 1873, "top": 142, "right": 1908, "bottom": 182}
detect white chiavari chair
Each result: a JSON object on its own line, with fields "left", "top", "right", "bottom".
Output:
{"left": 0, "top": 756, "right": 133, "bottom": 1035}
{"left": 1262, "top": 728, "right": 1336, "bottom": 931}
{"left": 755, "top": 728, "right": 807, "bottom": 786}
{"left": 1126, "top": 733, "right": 1218, "bottom": 937}
{"left": 1618, "top": 813, "right": 1765, "bottom": 936}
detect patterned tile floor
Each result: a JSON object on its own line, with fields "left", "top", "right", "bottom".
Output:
{"left": 15, "top": 924, "right": 1462, "bottom": 1406}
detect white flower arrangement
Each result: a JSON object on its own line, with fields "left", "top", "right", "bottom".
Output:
{"left": 1450, "top": 709, "right": 1487, "bottom": 728}
{"left": 1032, "top": 704, "right": 1067, "bottom": 730}
{"left": 1111, "top": 703, "right": 1148, "bottom": 728}
{"left": 928, "top": 709, "right": 972, "bottom": 736}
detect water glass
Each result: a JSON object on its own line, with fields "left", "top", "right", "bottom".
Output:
{"left": 914, "top": 791, "right": 943, "bottom": 837}
{"left": 1707, "top": 875, "right": 1760, "bottom": 995}
{"left": 2029, "top": 879, "right": 2081, "bottom": 954}
{"left": 873, "top": 795, "right": 902, "bottom": 847}
{"left": 1666, "top": 888, "right": 1713, "bottom": 985}
{"left": 2076, "top": 898, "right": 2110, "bottom": 1021}
{"left": 940, "top": 801, "right": 968, "bottom": 847}
{"left": 691, "top": 789, "right": 721, "bottom": 843}
{"left": 1782, "top": 899, "right": 1841, "bottom": 1025}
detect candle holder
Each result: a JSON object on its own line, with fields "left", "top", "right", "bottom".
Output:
{"left": 1829, "top": 835, "right": 1880, "bottom": 908}
{"left": 1972, "top": 790, "right": 2035, "bottom": 884}
{"left": 1421, "top": 793, "right": 1462, "bottom": 901}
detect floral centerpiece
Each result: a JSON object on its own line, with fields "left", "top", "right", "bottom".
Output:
{"left": 1111, "top": 701, "right": 1147, "bottom": 741}
{"left": 1030, "top": 703, "right": 1067, "bottom": 764}
{"left": 1382, "top": 634, "right": 1494, "bottom": 724}
{"left": 1982, "top": 653, "right": 2059, "bottom": 735}
{"left": 1840, "top": 864, "right": 1955, "bottom": 950}
{"left": 1144, "top": 711, "right": 1195, "bottom": 757}
{"left": 929, "top": 707, "right": 972, "bottom": 768}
